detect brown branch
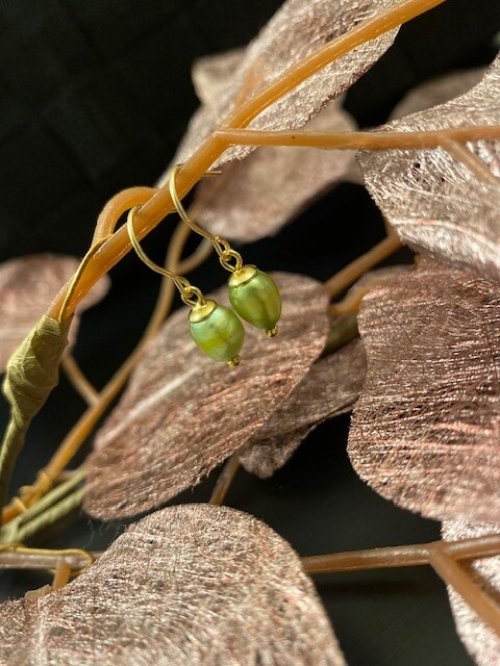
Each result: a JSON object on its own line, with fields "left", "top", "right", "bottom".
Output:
{"left": 210, "top": 454, "right": 241, "bottom": 506}
{"left": 442, "top": 139, "right": 500, "bottom": 186}
{"left": 62, "top": 354, "right": 99, "bottom": 406}
{"left": 325, "top": 234, "right": 402, "bottom": 298}
{"left": 215, "top": 125, "right": 500, "bottom": 151}
{"left": 47, "top": 0, "right": 446, "bottom": 320}
{"left": 302, "top": 534, "right": 500, "bottom": 573}
{"left": 430, "top": 545, "right": 500, "bottom": 637}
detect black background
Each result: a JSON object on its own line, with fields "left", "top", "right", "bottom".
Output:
{"left": 1, "top": 1, "right": 499, "bottom": 664}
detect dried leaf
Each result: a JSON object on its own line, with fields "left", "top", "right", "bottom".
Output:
{"left": 193, "top": 103, "right": 356, "bottom": 242}
{"left": 389, "top": 67, "right": 485, "bottom": 121}
{"left": 85, "top": 273, "right": 328, "bottom": 519}
{"left": 442, "top": 520, "right": 500, "bottom": 666}
{"left": 240, "top": 338, "right": 366, "bottom": 478}
{"left": 0, "top": 254, "right": 109, "bottom": 371}
{"left": 169, "top": 0, "right": 399, "bottom": 168}
{"left": 348, "top": 259, "right": 500, "bottom": 524}
{"left": 0, "top": 504, "right": 345, "bottom": 665}
{"left": 358, "top": 55, "right": 500, "bottom": 283}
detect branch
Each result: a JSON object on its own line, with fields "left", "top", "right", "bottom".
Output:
{"left": 430, "top": 545, "right": 500, "bottom": 637}
{"left": 325, "top": 234, "right": 402, "bottom": 298}
{"left": 214, "top": 125, "right": 500, "bottom": 151}
{"left": 209, "top": 454, "right": 241, "bottom": 505}
{"left": 62, "top": 354, "right": 99, "bottom": 406}
{"left": 47, "top": 0, "right": 447, "bottom": 320}
{"left": 302, "top": 534, "right": 500, "bottom": 573}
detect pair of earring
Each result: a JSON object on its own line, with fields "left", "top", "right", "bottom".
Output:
{"left": 127, "top": 165, "right": 281, "bottom": 367}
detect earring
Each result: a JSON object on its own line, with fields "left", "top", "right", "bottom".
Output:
{"left": 169, "top": 165, "right": 282, "bottom": 338}
{"left": 127, "top": 206, "right": 244, "bottom": 367}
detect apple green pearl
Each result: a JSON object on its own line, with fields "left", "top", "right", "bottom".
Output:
{"left": 228, "top": 268, "right": 281, "bottom": 332}
{"left": 190, "top": 302, "right": 244, "bottom": 363}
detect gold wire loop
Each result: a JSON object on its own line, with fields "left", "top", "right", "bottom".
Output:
{"left": 126, "top": 206, "right": 205, "bottom": 308}
{"left": 169, "top": 165, "right": 244, "bottom": 273}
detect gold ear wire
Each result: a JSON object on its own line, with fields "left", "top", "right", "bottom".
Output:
{"left": 168, "top": 164, "right": 281, "bottom": 338}
{"left": 126, "top": 206, "right": 244, "bottom": 366}
{"left": 126, "top": 206, "right": 205, "bottom": 308}
{"left": 169, "top": 165, "right": 243, "bottom": 273}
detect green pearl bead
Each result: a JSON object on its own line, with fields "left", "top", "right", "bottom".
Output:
{"left": 228, "top": 266, "right": 281, "bottom": 335}
{"left": 190, "top": 300, "right": 244, "bottom": 364}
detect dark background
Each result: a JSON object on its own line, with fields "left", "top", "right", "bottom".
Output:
{"left": 1, "top": 1, "right": 499, "bottom": 664}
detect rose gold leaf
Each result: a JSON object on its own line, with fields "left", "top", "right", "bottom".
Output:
{"left": 85, "top": 273, "right": 328, "bottom": 519}
{"left": 348, "top": 259, "right": 500, "bottom": 524}
{"left": 389, "top": 68, "right": 485, "bottom": 121}
{"left": 241, "top": 338, "right": 366, "bottom": 478}
{"left": 0, "top": 504, "right": 345, "bottom": 665}
{"left": 358, "top": 55, "right": 500, "bottom": 282}
{"left": 442, "top": 520, "right": 500, "bottom": 666}
{"left": 169, "top": 0, "right": 399, "bottom": 168}
{"left": 0, "top": 254, "right": 109, "bottom": 371}
{"left": 193, "top": 103, "right": 357, "bottom": 242}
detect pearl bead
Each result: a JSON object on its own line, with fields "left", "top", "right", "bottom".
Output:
{"left": 190, "top": 300, "right": 244, "bottom": 364}
{"left": 228, "top": 266, "right": 281, "bottom": 334}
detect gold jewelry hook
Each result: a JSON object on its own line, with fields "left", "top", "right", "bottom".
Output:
{"left": 126, "top": 206, "right": 205, "bottom": 308}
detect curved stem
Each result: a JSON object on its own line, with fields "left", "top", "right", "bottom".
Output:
{"left": 62, "top": 354, "right": 99, "bottom": 406}
{"left": 48, "top": 0, "right": 446, "bottom": 320}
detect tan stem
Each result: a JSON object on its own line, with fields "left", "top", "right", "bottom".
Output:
{"left": 52, "top": 560, "right": 72, "bottom": 589}
{"left": 62, "top": 354, "right": 99, "bottom": 406}
{"left": 430, "top": 545, "right": 500, "bottom": 637}
{"left": 442, "top": 139, "right": 500, "bottom": 185}
{"left": 325, "top": 234, "right": 402, "bottom": 298}
{"left": 209, "top": 454, "right": 241, "bottom": 505}
{"left": 302, "top": 534, "right": 500, "bottom": 573}
{"left": 214, "top": 125, "right": 500, "bottom": 151}
{"left": 48, "top": 0, "right": 446, "bottom": 320}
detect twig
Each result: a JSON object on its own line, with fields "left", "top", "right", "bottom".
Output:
{"left": 430, "top": 544, "right": 500, "bottom": 637}
{"left": 210, "top": 454, "right": 241, "bottom": 505}
{"left": 62, "top": 354, "right": 99, "bottom": 406}
{"left": 0, "top": 545, "right": 94, "bottom": 573}
{"left": 324, "top": 234, "right": 402, "bottom": 298}
{"left": 214, "top": 125, "right": 500, "bottom": 152}
{"left": 52, "top": 559, "right": 72, "bottom": 590}
{"left": 47, "top": 0, "right": 446, "bottom": 320}
{"left": 302, "top": 534, "right": 500, "bottom": 573}
{"left": 442, "top": 139, "right": 500, "bottom": 186}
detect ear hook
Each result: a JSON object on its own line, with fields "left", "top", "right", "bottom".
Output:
{"left": 169, "top": 164, "right": 243, "bottom": 272}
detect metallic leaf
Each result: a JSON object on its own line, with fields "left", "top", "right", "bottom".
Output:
{"left": 0, "top": 254, "right": 109, "bottom": 371}
{"left": 168, "top": 0, "right": 400, "bottom": 169}
{"left": 241, "top": 338, "right": 366, "bottom": 478}
{"left": 442, "top": 520, "right": 500, "bottom": 666}
{"left": 348, "top": 259, "right": 500, "bottom": 524}
{"left": 0, "top": 504, "right": 345, "bottom": 665}
{"left": 192, "top": 103, "right": 356, "bottom": 242}
{"left": 85, "top": 273, "right": 328, "bottom": 519}
{"left": 358, "top": 55, "right": 500, "bottom": 283}
{"left": 389, "top": 68, "right": 485, "bottom": 121}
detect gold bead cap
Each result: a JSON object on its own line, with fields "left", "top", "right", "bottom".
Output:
{"left": 189, "top": 299, "right": 217, "bottom": 323}
{"left": 228, "top": 265, "right": 258, "bottom": 288}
